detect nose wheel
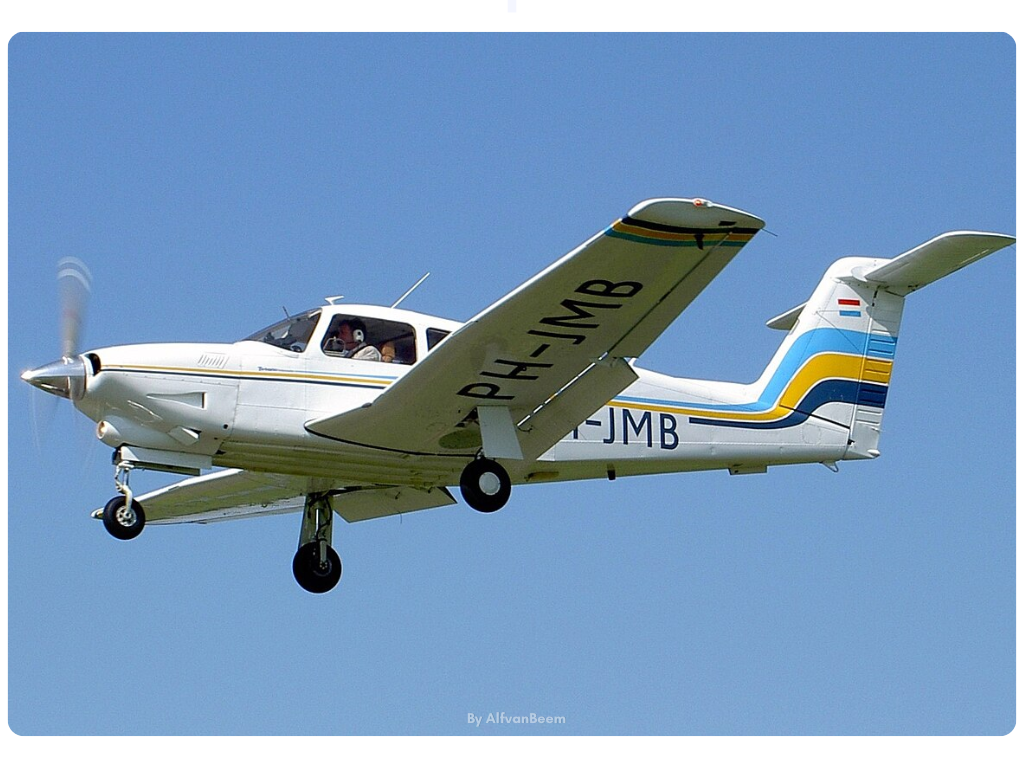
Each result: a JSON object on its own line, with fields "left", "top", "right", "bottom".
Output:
{"left": 102, "top": 495, "right": 146, "bottom": 540}
{"left": 460, "top": 457, "right": 511, "bottom": 513}
{"left": 101, "top": 457, "right": 146, "bottom": 540}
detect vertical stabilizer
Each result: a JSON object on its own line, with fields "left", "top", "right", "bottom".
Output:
{"left": 755, "top": 257, "right": 903, "bottom": 458}
{"left": 760, "top": 231, "right": 1013, "bottom": 460}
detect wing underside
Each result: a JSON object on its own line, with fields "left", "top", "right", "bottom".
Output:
{"left": 90, "top": 469, "right": 457, "bottom": 524}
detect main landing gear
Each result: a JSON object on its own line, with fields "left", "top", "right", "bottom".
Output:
{"left": 292, "top": 493, "right": 342, "bottom": 594}
{"left": 460, "top": 457, "right": 512, "bottom": 513}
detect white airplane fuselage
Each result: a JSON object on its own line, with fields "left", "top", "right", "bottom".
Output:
{"left": 71, "top": 301, "right": 853, "bottom": 493}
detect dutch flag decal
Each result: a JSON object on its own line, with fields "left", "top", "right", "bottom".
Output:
{"left": 838, "top": 298, "right": 862, "bottom": 317}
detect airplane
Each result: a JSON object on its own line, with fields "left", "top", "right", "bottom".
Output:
{"left": 21, "top": 198, "right": 1015, "bottom": 593}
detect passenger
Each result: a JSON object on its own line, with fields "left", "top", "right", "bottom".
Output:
{"left": 326, "top": 318, "right": 382, "bottom": 361}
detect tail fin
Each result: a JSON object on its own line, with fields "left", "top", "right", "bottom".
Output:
{"left": 759, "top": 231, "right": 1014, "bottom": 460}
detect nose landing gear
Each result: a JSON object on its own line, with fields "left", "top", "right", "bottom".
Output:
{"left": 102, "top": 457, "right": 146, "bottom": 540}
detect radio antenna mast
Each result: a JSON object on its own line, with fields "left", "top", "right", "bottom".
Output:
{"left": 391, "top": 272, "right": 430, "bottom": 309}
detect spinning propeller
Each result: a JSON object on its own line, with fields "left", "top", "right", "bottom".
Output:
{"left": 22, "top": 257, "right": 93, "bottom": 400}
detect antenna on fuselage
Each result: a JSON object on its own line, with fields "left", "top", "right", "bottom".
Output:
{"left": 391, "top": 272, "right": 430, "bottom": 309}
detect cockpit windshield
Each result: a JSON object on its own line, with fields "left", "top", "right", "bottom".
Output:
{"left": 244, "top": 310, "right": 321, "bottom": 352}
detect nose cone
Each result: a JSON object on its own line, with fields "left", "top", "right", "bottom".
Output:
{"left": 21, "top": 357, "right": 87, "bottom": 399}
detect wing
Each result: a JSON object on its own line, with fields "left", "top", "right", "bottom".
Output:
{"left": 306, "top": 198, "right": 764, "bottom": 460}
{"left": 90, "top": 469, "right": 457, "bottom": 524}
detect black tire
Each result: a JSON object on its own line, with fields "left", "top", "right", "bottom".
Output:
{"left": 102, "top": 496, "right": 146, "bottom": 540}
{"left": 292, "top": 542, "right": 342, "bottom": 594}
{"left": 459, "top": 458, "right": 511, "bottom": 513}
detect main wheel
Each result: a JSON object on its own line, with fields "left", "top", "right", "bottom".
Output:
{"left": 460, "top": 458, "right": 511, "bottom": 513}
{"left": 292, "top": 542, "right": 342, "bottom": 594}
{"left": 102, "top": 495, "right": 146, "bottom": 540}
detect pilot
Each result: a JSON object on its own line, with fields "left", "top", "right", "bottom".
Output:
{"left": 330, "top": 318, "right": 382, "bottom": 361}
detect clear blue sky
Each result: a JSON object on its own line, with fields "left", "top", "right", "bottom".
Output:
{"left": 6, "top": 33, "right": 1016, "bottom": 740}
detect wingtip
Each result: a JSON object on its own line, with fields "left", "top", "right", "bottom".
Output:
{"left": 627, "top": 198, "right": 766, "bottom": 231}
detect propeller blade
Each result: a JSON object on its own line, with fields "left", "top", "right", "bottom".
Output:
{"left": 57, "top": 257, "right": 92, "bottom": 358}
{"left": 28, "top": 386, "right": 59, "bottom": 455}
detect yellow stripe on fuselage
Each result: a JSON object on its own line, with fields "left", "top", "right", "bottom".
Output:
{"left": 610, "top": 353, "right": 892, "bottom": 422}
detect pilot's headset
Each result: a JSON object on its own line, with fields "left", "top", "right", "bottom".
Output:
{"left": 348, "top": 319, "right": 366, "bottom": 345}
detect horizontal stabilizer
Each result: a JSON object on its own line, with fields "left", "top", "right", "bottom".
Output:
{"left": 855, "top": 231, "right": 1015, "bottom": 294}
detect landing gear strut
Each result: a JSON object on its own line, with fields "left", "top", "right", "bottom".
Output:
{"left": 292, "top": 493, "right": 342, "bottom": 593}
{"left": 102, "top": 456, "right": 146, "bottom": 540}
{"left": 460, "top": 457, "right": 511, "bottom": 513}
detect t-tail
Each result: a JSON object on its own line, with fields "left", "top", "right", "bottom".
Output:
{"left": 571, "top": 229, "right": 1012, "bottom": 475}
{"left": 751, "top": 231, "right": 1015, "bottom": 461}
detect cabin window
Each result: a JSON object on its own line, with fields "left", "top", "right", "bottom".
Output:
{"left": 426, "top": 328, "right": 451, "bottom": 350}
{"left": 321, "top": 315, "right": 417, "bottom": 364}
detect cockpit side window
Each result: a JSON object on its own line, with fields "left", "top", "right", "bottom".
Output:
{"left": 244, "top": 310, "right": 322, "bottom": 352}
{"left": 321, "top": 315, "right": 417, "bottom": 365}
{"left": 426, "top": 328, "right": 451, "bottom": 350}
